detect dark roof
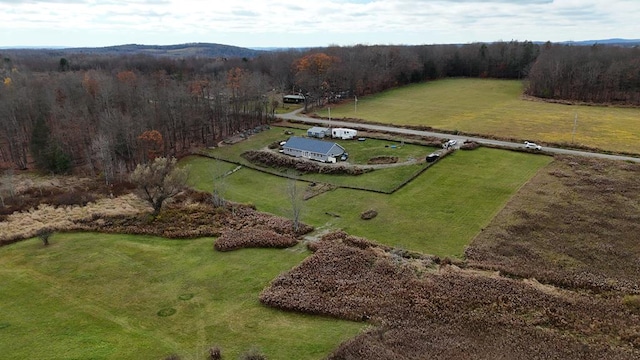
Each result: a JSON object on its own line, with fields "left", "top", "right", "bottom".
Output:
{"left": 283, "top": 136, "right": 344, "bottom": 155}
{"left": 308, "top": 126, "right": 329, "bottom": 133}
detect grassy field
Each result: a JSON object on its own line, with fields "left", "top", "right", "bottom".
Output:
{"left": 0, "top": 233, "right": 364, "bottom": 360}
{"left": 186, "top": 147, "right": 552, "bottom": 257}
{"left": 197, "top": 127, "right": 437, "bottom": 193}
{"left": 316, "top": 78, "right": 640, "bottom": 155}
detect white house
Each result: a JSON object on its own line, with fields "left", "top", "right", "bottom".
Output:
{"left": 282, "top": 136, "right": 345, "bottom": 163}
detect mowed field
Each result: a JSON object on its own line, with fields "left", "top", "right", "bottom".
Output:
{"left": 318, "top": 78, "right": 640, "bottom": 155}
{"left": 0, "top": 234, "right": 364, "bottom": 360}
{"left": 186, "top": 129, "right": 552, "bottom": 257}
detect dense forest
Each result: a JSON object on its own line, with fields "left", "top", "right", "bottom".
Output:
{"left": 1, "top": 41, "right": 639, "bottom": 179}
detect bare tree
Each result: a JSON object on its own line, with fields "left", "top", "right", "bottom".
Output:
{"left": 0, "top": 169, "right": 16, "bottom": 208}
{"left": 210, "top": 160, "right": 230, "bottom": 208}
{"left": 286, "top": 175, "right": 304, "bottom": 233}
{"left": 92, "top": 133, "right": 116, "bottom": 184}
{"left": 130, "top": 157, "right": 189, "bottom": 217}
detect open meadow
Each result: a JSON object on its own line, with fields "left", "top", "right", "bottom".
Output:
{"left": 317, "top": 78, "right": 640, "bottom": 155}
{"left": 0, "top": 233, "right": 364, "bottom": 360}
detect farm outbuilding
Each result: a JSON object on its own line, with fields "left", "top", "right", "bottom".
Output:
{"left": 283, "top": 94, "right": 306, "bottom": 103}
{"left": 282, "top": 136, "right": 346, "bottom": 163}
{"left": 307, "top": 127, "right": 331, "bottom": 138}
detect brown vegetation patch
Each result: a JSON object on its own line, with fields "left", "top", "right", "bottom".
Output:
{"left": 260, "top": 231, "right": 640, "bottom": 359}
{"left": 214, "top": 228, "right": 298, "bottom": 252}
{"left": 360, "top": 209, "right": 378, "bottom": 220}
{"left": 465, "top": 155, "right": 640, "bottom": 294}
{"left": 367, "top": 156, "right": 398, "bottom": 165}
{"left": 1, "top": 179, "right": 312, "bottom": 251}
{"left": 0, "top": 173, "right": 135, "bottom": 220}
{"left": 242, "top": 150, "right": 369, "bottom": 175}
{"left": 460, "top": 140, "right": 480, "bottom": 150}
{"left": 75, "top": 191, "right": 312, "bottom": 244}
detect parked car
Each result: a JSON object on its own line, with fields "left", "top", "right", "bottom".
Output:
{"left": 340, "top": 153, "right": 349, "bottom": 161}
{"left": 443, "top": 139, "right": 457, "bottom": 148}
{"left": 524, "top": 141, "right": 542, "bottom": 150}
{"left": 426, "top": 153, "right": 440, "bottom": 163}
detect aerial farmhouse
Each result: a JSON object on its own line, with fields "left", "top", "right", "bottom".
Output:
{"left": 282, "top": 136, "right": 346, "bottom": 163}
{"left": 283, "top": 94, "right": 306, "bottom": 103}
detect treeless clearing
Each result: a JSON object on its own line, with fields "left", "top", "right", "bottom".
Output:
{"left": 318, "top": 79, "right": 640, "bottom": 155}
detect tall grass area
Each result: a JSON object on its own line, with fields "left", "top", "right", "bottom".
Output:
{"left": 318, "top": 78, "right": 640, "bottom": 155}
{"left": 186, "top": 148, "right": 552, "bottom": 257}
{"left": 0, "top": 234, "right": 364, "bottom": 359}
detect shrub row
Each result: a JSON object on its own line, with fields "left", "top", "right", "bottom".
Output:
{"left": 241, "top": 150, "right": 369, "bottom": 175}
{"left": 214, "top": 228, "right": 298, "bottom": 252}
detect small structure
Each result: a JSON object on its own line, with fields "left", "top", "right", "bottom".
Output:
{"left": 332, "top": 128, "right": 358, "bottom": 140}
{"left": 283, "top": 94, "right": 305, "bottom": 104}
{"left": 282, "top": 136, "right": 346, "bottom": 163}
{"left": 307, "top": 127, "right": 331, "bottom": 139}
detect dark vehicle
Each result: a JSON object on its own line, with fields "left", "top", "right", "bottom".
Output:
{"left": 426, "top": 153, "right": 440, "bottom": 163}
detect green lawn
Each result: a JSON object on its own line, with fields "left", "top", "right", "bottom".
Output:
{"left": 186, "top": 147, "right": 552, "bottom": 257}
{"left": 316, "top": 78, "right": 640, "bottom": 155}
{"left": 0, "top": 234, "right": 364, "bottom": 360}
{"left": 194, "top": 127, "right": 438, "bottom": 193}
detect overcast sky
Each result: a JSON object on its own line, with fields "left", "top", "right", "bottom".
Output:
{"left": 1, "top": 0, "right": 638, "bottom": 48}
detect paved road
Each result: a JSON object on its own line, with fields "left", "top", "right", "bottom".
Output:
{"left": 278, "top": 109, "right": 640, "bottom": 163}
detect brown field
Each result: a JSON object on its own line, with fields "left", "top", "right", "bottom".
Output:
{"left": 260, "top": 232, "right": 640, "bottom": 359}
{"left": 465, "top": 155, "right": 640, "bottom": 294}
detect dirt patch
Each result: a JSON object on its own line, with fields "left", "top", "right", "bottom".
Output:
{"left": 367, "top": 156, "right": 398, "bottom": 165}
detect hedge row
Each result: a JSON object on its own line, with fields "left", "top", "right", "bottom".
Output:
{"left": 241, "top": 150, "right": 369, "bottom": 175}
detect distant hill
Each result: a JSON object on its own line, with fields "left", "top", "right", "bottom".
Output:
{"left": 60, "top": 43, "right": 266, "bottom": 58}
{"left": 557, "top": 38, "right": 640, "bottom": 47}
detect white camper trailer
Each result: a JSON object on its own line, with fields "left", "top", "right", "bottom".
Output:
{"left": 331, "top": 128, "right": 358, "bottom": 140}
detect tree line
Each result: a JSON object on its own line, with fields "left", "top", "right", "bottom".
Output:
{"left": 1, "top": 41, "right": 638, "bottom": 179}
{"left": 525, "top": 44, "right": 640, "bottom": 104}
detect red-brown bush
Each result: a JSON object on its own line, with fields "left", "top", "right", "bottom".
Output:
{"left": 214, "top": 228, "right": 298, "bottom": 251}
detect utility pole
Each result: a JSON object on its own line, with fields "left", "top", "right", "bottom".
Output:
{"left": 354, "top": 95, "right": 358, "bottom": 113}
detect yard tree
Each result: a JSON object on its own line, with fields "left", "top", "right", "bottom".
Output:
{"left": 130, "top": 157, "right": 188, "bottom": 217}
{"left": 294, "top": 52, "right": 339, "bottom": 108}
{"left": 286, "top": 175, "right": 304, "bottom": 233}
{"left": 137, "top": 129, "right": 164, "bottom": 161}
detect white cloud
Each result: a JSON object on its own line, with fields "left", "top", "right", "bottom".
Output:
{"left": 1, "top": 0, "right": 639, "bottom": 47}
